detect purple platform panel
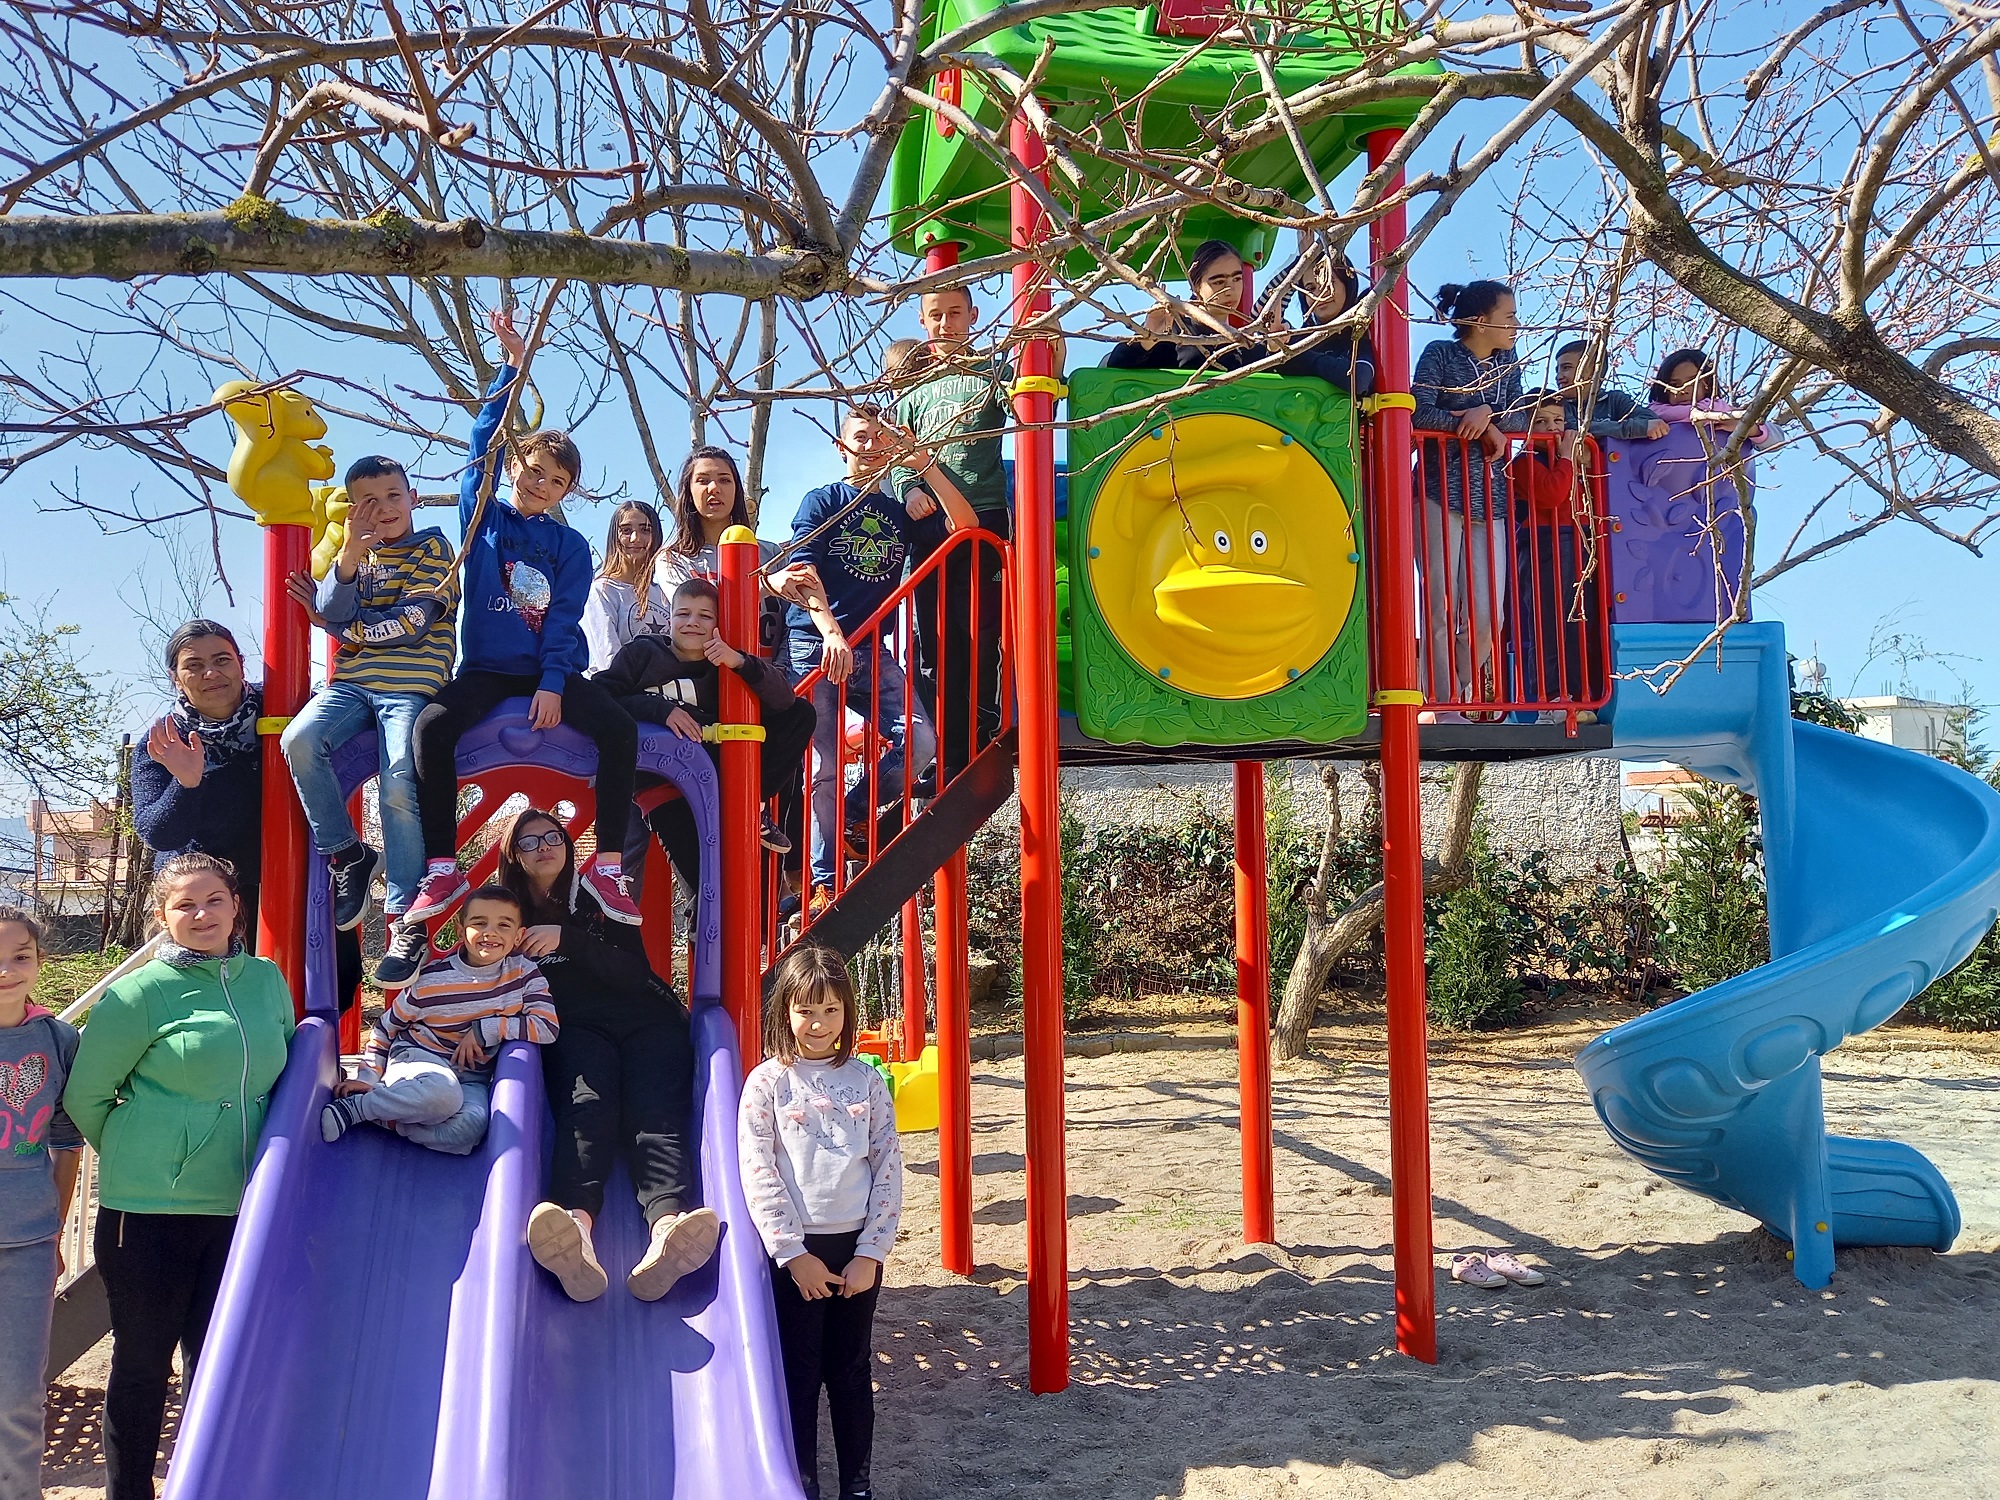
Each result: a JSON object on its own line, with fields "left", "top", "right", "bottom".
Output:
{"left": 1601, "top": 423, "right": 1754, "bottom": 624}
{"left": 165, "top": 707, "right": 804, "bottom": 1500}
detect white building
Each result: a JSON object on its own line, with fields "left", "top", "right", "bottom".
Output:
{"left": 1840, "top": 696, "right": 1970, "bottom": 763}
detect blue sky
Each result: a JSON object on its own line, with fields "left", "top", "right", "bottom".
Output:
{"left": 5, "top": 22, "right": 1994, "bottom": 812}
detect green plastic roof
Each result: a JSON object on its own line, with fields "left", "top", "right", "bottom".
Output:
{"left": 888, "top": 1, "right": 1439, "bottom": 272}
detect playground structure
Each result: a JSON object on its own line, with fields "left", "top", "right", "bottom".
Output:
{"left": 68, "top": 2, "right": 1997, "bottom": 1495}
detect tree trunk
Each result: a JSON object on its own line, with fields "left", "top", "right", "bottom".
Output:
{"left": 1271, "top": 760, "right": 1486, "bottom": 1060}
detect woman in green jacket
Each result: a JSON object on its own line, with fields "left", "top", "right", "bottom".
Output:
{"left": 62, "top": 852, "right": 294, "bottom": 1500}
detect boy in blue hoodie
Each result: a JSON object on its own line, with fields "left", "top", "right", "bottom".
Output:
{"left": 405, "top": 311, "right": 642, "bottom": 947}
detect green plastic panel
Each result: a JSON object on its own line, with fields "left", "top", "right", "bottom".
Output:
{"left": 1065, "top": 367, "right": 1368, "bottom": 747}
{"left": 889, "top": 0, "right": 1439, "bottom": 268}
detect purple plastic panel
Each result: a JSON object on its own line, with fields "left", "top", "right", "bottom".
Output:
{"left": 328, "top": 702, "right": 723, "bottom": 1000}
{"left": 1600, "top": 424, "right": 1754, "bottom": 624}
{"left": 170, "top": 704, "right": 801, "bottom": 1499}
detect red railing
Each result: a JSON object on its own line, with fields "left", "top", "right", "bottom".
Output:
{"left": 766, "top": 525, "right": 1014, "bottom": 952}
{"left": 1364, "top": 429, "right": 1615, "bottom": 724}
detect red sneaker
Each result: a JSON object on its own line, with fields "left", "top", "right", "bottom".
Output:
{"left": 579, "top": 861, "right": 642, "bottom": 925}
{"left": 402, "top": 866, "right": 470, "bottom": 925}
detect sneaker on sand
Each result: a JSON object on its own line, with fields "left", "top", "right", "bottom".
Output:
{"left": 528, "top": 1202, "right": 609, "bottom": 1302}
{"left": 375, "top": 921, "right": 431, "bottom": 990}
{"left": 759, "top": 816, "right": 793, "bottom": 856}
{"left": 320, "top": 1094, "right": 366, "bottom": 1143}
{"left": 330, "top": 845, "right": 380, "bottom": 932}
{"left": 579, "top": 861, "right": 642, "bottom": 925}
{"left": 627, "top": 1207, "right": 722, "bottom": 1301}
{"left": 402, "top": 866, "right": 470, "bottom": 925}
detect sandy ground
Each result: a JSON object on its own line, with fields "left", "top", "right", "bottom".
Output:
{"left": 41, "top": 1008, "right": 2000, "bottom": 1498}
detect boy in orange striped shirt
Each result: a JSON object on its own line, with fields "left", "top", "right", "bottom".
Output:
{"left": 321, "top": 885, "right": 558, "bottom": 1154}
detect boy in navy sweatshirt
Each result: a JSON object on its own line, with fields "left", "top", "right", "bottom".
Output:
{"left": 405, "top": 311, "right": 642, "bottom": 944}
{"left": 787, "top": 407, "right": 973, "bottom": 908}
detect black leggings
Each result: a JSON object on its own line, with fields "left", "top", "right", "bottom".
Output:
{"left": 414, "top": 670, "right": 637, "bottom": 861}
{"left": 94, "top": 1210, "right": 235, "bottom": 1500}
{"left": 646, "top": 696, "right": 817, "bottom": 888}
{"left": 771, "top": 1228, "right": 880, "bottom": 1500}
{"left": 544, "top": 1011, "right": 696, "bottom": 1226}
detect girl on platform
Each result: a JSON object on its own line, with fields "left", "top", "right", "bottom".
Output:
{"left": 583, "top": 501, "right": 672, "bottom": 673}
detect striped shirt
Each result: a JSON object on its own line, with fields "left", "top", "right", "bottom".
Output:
{"left": 359, "top": 951, "right": 557, "bottom": 1077}
{"left": 317, "top": 527, "right": 460, "bottom": 697}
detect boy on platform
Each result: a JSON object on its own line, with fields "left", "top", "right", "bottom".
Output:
{"left": 788, "top": 407, "right": 974, "bottom": 910}
{"left": 281, "top": 456, "right": 459, "bottom": 982}
{"left": 597, "top": 577, "right": 819, "bottom": 888}
{"left": 322, "top": 885, "right": 557, "bottom": 1154}
{"left": 405, "top": 309, "right": 643, "bottom": 955}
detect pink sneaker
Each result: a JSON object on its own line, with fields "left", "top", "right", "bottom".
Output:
{"left": 402, "top": 866, "right": 470, "bottom": 925}
{"left": 578, "top": 860, "right": 641, "bottom": 925}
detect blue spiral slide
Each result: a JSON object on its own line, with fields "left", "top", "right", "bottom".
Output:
{"left": 1577, "top": 622, "right": 2000, "bottom": 1285}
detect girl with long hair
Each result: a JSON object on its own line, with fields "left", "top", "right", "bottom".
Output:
{"left": 582, "top": 500, "right": 671, "bottom": 672}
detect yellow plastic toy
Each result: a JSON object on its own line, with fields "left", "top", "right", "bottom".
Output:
{"left": 214, "top": 380, "right": 336, "bottom": 529}
{"left": 308, "top": 486, "right": 352, "bottom": 581}
{"left": 1084, "top": 412, "right": 1358, "bottom": 700}
{"left": 890, "top": 1046, "right": 940, "bottom": 1134}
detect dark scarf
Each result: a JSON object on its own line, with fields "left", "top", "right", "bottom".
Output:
{"left": 170, "top": 684, "right": 263, "bottom": 774}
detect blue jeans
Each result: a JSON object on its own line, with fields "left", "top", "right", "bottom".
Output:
{"left": 0, "top": 1237, "right": 57, "bottom": 1500}
{"left": 282, "top": 682, "right": 426, "bottom": 914}
{"left": 792, "top": 634, "right": 935, "bottom": 890}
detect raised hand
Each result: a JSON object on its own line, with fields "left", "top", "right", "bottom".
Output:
{"left": 146, "top": 718, "right": 206, "bottom": 789}
{"left": 490, "top": 307, "right": 528, "bottom": 366}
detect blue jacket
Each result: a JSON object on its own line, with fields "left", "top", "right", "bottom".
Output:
{"left": 459, "top": 368, "right": 593, "bottom": 693}
{"left": 131, "top": 721, "right": 264, "bottom": 886}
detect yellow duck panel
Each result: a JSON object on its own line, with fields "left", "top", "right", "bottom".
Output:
{"left": 1085, "top": 413, "right": 1358, "bottom": 701}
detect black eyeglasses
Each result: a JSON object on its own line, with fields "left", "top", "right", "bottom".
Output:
{"left": 515, "top": 830, "right": 566, "bottom": 853}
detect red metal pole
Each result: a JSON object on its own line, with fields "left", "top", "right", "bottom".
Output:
{"left": 1234, "top": 761, "right": 1274, "bottom": 1244}
{"left": 935, "top": 846, "right": 973, "bottom": 1274}
{"left": 924, "top": 235, "right": 975, "bottom": 1276}
{"left": 257, "top": 524, "right": 311, "bottom": 1013}
{"left": 1010, "top": 108, "right": 1070, "bottom": 1395}
{"left": 719, "top": 527, "right": 764, "bottom": 1067}
{"left": 1367, "top": 127, "right": 1438, "bottom": 1364}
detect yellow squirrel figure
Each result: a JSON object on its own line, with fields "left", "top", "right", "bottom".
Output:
{"left": 308, "top": 487, "right": 352, "bottom": 581}
{"left": 214, "top": 381, "right": 336, "bottom": 529}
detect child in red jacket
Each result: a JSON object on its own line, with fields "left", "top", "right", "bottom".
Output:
{"left": 1508, "top": 391, "right": 1606, "bottom": 720}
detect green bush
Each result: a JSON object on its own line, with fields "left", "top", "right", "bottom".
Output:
{"left": 1910, "top": 922, "right": 2000, "bottom": 1029}
{"left": 1425, "top": 842, "right": 1531, "bottom": 1030}
{"left": 1654, "top": 782, "right": 1769, "bottom": 991}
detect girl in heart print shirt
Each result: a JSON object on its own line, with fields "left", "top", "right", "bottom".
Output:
{"left": 0, "top": 906, "right": 84, "bottom": 1500}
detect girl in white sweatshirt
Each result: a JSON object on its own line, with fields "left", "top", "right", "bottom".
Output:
{"left": 739, "top": 944, "right": 901, "bottom": 1500}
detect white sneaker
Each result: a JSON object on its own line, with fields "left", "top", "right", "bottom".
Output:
{"left": 528, "top": 1202, "right": 608, "bottom": 1302}
{"left": 627, "top": 1208, "right": 722, "bottom": 1301}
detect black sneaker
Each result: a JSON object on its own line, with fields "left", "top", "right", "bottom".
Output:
{"left": 759, "top": 816, "right": 793, "bottom": 855}
{"left": 330, "top": 844, "right": 379, "bottom": 932}
{"left": 320, "top": 1094, "right": 366, "bottom": 1143}
{"left": 375, "top": 920, "right": 430, "bottom": 990}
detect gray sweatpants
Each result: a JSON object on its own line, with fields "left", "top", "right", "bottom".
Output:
{"left": 356, "top": 1044, "right": 492, "bottom": 1156}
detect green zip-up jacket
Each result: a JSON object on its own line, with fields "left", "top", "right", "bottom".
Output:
{"left": 63, "top": 948, "right": 295, "bottom": 1216}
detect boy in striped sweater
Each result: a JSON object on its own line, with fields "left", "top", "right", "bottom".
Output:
{"left": 282, "top": 454, "right": 460, "bottom": 988}
{"left": 320, "top": 885, "right": 557, "bottom": 1154}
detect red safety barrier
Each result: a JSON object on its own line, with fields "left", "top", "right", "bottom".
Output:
{"left": 768, "top": 525, "right": 1013, "bottom": 953}
{"left": 1365, "top": 429, "right": 1614, "bottom": 723}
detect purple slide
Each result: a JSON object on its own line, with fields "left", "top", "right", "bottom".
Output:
{"left": 163, "top": 712, "right": 807, "bottom": 1500}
